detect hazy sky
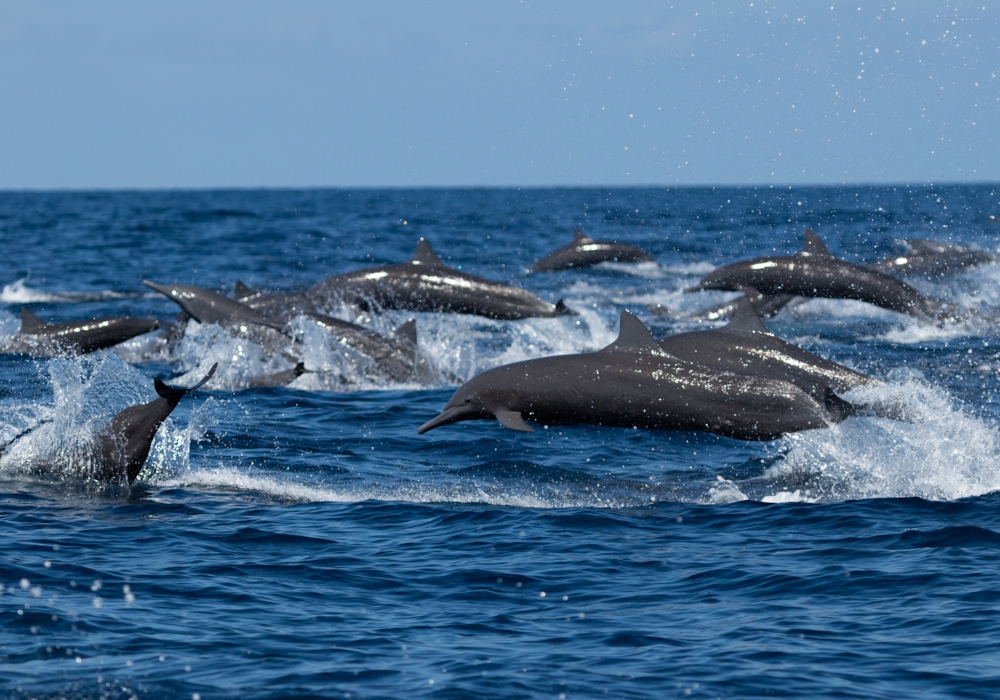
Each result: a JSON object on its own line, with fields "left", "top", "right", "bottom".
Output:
{"left": 1, "top": 1, "right": 998, "bottom": 188}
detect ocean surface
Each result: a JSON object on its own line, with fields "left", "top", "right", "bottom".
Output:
{"left": 2, "top": 186, "right": 1000, "bottom": 699}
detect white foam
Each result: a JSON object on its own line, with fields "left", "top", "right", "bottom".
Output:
{"left": 0, "top": 278, "right": 141, "bottom": 303}
{"left": 157, "top": 467, "right": 639, "bottom": 509}
{"left": 753, "top": 379, "right": 1000, "bottom": 503}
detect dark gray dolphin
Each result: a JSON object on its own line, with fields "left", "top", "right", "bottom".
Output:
{"left": 143, "top": 281, "right": 288, "bottom": 333}
{"left": 307, "top": 238, "right": 574, "bottom": 320}
{"left": 93, "top": 363, "right": 218, "bottom": 484}
{"left": 870, "top": 239, "right": 994, "bottom": 277}
{"left": 657, "top": 296, "right": 871, "bottom": 400}
{"left": 686, "top": 230, "right": 948, "bottom": 321}
{"left": 529, "top": 228, "right": 655, "bottom": 272}
{"left": 146, "top": 280, "right": 421, "bottom": 381}
{"left": 418, "top": 310, "right": 856, "bottom": 441}
{"left": 3, "top": 308, "right": 160, "bottom": 356}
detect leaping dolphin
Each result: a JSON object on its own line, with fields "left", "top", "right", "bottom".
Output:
{"left": 91, "top": 364, "right": 218, "bottom": 484}
{"left": 2, "top": 308, "right": 160, "bottom": 356}
{"left": 686, "top": 230, "right": 949, "bottom": 322}
{"left": 529, "top": 228, "right": 655, "bottom": 272}
{"left": 307, "top": 238, "right": 575, "bottom": 320}
{"left": 418, "top": 310, "right": 856, "bottom": 441}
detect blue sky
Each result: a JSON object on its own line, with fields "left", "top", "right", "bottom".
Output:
{"left": 1, "top": 1, "right": 998, "bottom": 188}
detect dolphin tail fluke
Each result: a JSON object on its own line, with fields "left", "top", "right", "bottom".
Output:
{"left": 154, "top": 363, "right": 219, "bottom": 404}
{"left": 555, "top": 300, "right": 577, "bottom": 316}
{"left": 19, "top": 308, "right": 45, "bottom": 333}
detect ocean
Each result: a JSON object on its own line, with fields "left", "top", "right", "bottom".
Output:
{"left": 2, "top": 186, "right": 1000, "bottom": 699}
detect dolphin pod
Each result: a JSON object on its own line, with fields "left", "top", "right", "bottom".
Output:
{"left": 307, "top": 239, "right": 575, "bottom": 320}
{"left": 418, "top": 310, "right": 857, "bottom": 440}
{"left": 530, "top": 228, "right": 655, "bottom": 272}
{"left": 686, "top": 229, "right": 951, "bottom": 322}
{"left": 2, "top": 308, "right": 160, "bottom": 356}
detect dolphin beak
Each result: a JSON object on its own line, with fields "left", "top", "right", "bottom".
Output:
{"left": 417, "top": 405, "right": 470, "bottom": 434}
{"left": 143, "top": 280, "right": 174, "bottom": 297}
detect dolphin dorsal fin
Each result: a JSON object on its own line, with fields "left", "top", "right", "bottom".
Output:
{"left": 234, "top": 280, "right": 257, "bottom": 299}
{"left": 392, "top": 318, "right": 418, "bottom": 346}
{"left": 799, "top": 229, "right": 834, "bottom": 258}
{"left": 154, "top": 363, "right": 218, "bottom": 403}
{"left": 603, "top": 310, "right": 666, "bottom": 356}
{"left": 410, "top": 239, "right": 445, "bottom": 267}
{"left": 726, "top": 296, "right": 773, "bottom": 334}
{"left": 572, "top": 228, "right": 588, "bottom": 243}
{"left": 19, "top": 308, "right": 45, "bottom": 333}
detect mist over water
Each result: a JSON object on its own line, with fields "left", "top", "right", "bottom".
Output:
{"left": 2, "top": 187, "right": 1000, "bottom": 699}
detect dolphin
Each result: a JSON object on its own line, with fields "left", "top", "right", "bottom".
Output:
{"left": 685, "top": 229, "right": 948, "bottom": 321}
{"left": 869, "top": 239, "right": 994, "bottom": 277}
{"left": 143, "top": 281, "right": 288, "bottom": 333}
{"left": 656, "top": 295, "right": 871, "bottom": 400}
{"left": 418, "top": 310, "right": 856, "bottom": 441}
{"left": 529, "top": 228, "right": 655, "bottom": 272}
{"left": 146, "top": 280, "right": 422, "bottom": 381}
{"left": 2, "top": 308, "right": 160, "bottom": 356}
{"left": 306, "top": 238, "right": 575, "bottom": 320}
{"left": 88, "top": 364, "right": 218, "bottom": 484}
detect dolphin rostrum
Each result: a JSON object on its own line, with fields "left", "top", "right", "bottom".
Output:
{"left": 529, "top": 228, "right": 655, "bottom": 272}
{"left": 307, "top": 238, "right": 575, "bottom": 320}
{"left": 657, "top": 295, "right": 871, "bottom": 400}
{"left": 93, "top": 363, "right": 218, "bottom": 484}
{"left": 418, "top": 310, "right": 856, "bottom": 440}
{"left": 685, "top": 229, "right": 949, "bottom": 321}
{"left": 2, "top": 308, "right": 160, "bottom": 356}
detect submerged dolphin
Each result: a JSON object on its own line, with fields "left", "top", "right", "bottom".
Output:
{"left": 657, "top": 296, "right": 871, "bottom": 400}
{"left": 307, "top": 238, "right": 574, "bottom": 320}
{"left": 529, "top": 228, "right": 655, "bottom": 272}
{"left": 686, "top": 230, "right": 948, "bottom": 321}
{"left": 91, "top": 364, "right": 218, "bottom": 484}
{"left": 418, "top": 310, "right": 856, "bottom": 440}
{"left": 2, "top": 308, "right": 160, "bottom": 356}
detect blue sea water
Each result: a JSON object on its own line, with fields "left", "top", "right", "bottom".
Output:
{"left": 2, "top": 186, "right": 1000, "bottom": 699}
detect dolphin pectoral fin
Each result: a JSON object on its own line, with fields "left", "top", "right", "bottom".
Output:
{"left": 822, "top": 387, "right": 859, "bottom": 424}
{"left": 410, "top": 238, "right": 446, "bottom": 267}
{"left": 800, "top": 229, "right": 835, "bottom": 258}
{"left": 19, "top": 308, "right": 46, "bottom": 333}
{"left": 725, "top": 295, "right": 773, "bottom": 334}
{"left": 495, "top": 409, "right": 534, "bottom": 432}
